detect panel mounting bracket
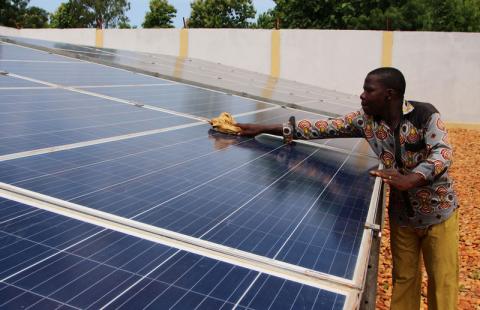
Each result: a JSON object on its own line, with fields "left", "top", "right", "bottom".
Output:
{"left": 364, "top": 222, "right": 381, "bottom": 232}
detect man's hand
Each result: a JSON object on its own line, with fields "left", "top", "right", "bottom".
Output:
{"left": 369, "top": 168, "right": 427, "bottom": 191}
{"left": 236, "top": 123, "right": 282, "bottom": 137}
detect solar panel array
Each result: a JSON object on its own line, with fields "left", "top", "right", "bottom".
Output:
{"left": 0, "top": 39, "right": 380, "bottom": 309}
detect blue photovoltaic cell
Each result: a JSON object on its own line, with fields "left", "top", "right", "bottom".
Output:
{"left": 238, "top": 274, "right": 345, "bottom": 310}
{"left": 0, "top": 200, "right": 346, "bottom": 309}
{"left": 0, "top": 108, "right": 331, "bottom": 183}
{"left": 0, "top": 88, "right": 195, "bottom": 155}
{"left": 0, "top": 60, "right": 174, "bottom": 86}
{"left": 184, "top": 145, "right": 375, "bottom": 278}
{"left": 0, "top": 43, "right": 80, "bottom": 62}
{"left": 273, "top": 155, "right": 375, "bottom": 277}
{"left": 80, "top": 84, "right": 273, "bottom": 119}
{"left": 0, "top": 121, "right": 377, "bottom": 279}
{"left": 0, "top": 198, "right": 41, "bottom": 224}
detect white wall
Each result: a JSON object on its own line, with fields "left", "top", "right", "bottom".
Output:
{"left": 0, "top": 26, "right": 19, "bottom": 37}
{"left": 1, "top": 27, "right": 479, "bottom": 123}
{"left": 280, "top": 30, "right": 382, "bottom": 96}
{"left": 14, "top": 28, "right": 95, "bottom": 46}
{"left": 103, "top": 29, "right": 180, "bottom": 56}
{"left": 188, "top": 29, "right": 271, "bottom": 75}
{"left": 393, "top": 32, "right": 480, "bottom": 123}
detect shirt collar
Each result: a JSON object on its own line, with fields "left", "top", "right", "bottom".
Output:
{"left": 403, "top": 100, "right": 414, "bottom": 115}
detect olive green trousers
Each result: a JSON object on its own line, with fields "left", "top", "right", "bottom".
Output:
{"left": 390, "top": 210, "right": 459, "bottom": 310}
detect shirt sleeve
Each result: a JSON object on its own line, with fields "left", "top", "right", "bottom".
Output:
{"left": 294, "top": 111, "right": 365, "bottom": 139}
{"left": 412, "top": 113, "right": 453, "bottom": 182}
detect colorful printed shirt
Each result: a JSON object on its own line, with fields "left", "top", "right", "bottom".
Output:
{"left": 293, "top": 100, "right": 458, "bottom": 228}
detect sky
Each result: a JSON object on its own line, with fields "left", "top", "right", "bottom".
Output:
{"left": 28, "top": 0, "right": 275, "bottom": 28}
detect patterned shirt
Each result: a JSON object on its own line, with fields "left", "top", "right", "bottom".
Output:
{"left": 293, "top": 100, "right": 458, "bottom": 228}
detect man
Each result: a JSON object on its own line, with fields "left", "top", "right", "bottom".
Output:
{"left": 237, "top": 67, "right": 458, "bottom": 310}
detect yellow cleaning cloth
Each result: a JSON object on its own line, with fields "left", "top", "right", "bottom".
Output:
{"left": 209, "top": 112, "right": 241, "bottom": 135}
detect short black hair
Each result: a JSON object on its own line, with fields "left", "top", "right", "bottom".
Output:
{"left": 368, "top": 67, "right": 406, "bottom": 97}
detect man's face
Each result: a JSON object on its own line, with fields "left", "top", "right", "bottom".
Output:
{"left": 360, "top": 74, "right": 388, "bottom": 116}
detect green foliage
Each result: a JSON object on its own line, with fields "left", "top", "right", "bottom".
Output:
{"left": 84, "top": 0, "right": 130, "bottom": 29}
{"left": 269, "top": 0, "right": 345, "bottom": 29}
{"left": 0, "top": 0, "right": 48, "bottom": 28}
{"left": 21, "top": 6, "right": 49, "bottom": 28}
{"left": 50, "top": 0, "right": 130, "bottom": 29}
{"left": 265, "top": 0, "right": 480, "bottom": 32}
{"left": 143, "top": 0, "right": 176, "bottom": 28}
{"left": 50, "top": 1, "right": 91, "bottom": 28}
{"left": 424, "top": 0, "right": 480, "bottom": 32}
{"left": 253, "top": 9, "right": 276, "bottom": 29}
{"left": 1, "top": 0, "right": 27, "bottom": 27}
{"left": 189, "top": 0, "right": 256, "bottom": 28}
{"left": 118, "top": 20, "right": 133, "bottom": 28}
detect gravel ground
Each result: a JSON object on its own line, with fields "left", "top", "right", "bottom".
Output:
{"left": 376, "top": 128, "right": 480, "bottom": 309}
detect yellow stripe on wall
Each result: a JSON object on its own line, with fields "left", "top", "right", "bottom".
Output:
{"left": 261, "top": 30, "right": 281, "bottom": 99}
{"left": 381, "top": 31, "right": 393, "bottom": 67}
{"left": 179, "top": 29, "right": 189, "bottom": 59}
{"left": 95, "top": 29, "right": 104, "bottom": 48}
{"left": 174, "top": 29, "right": 189, "bottom": 79}
{"left": 270, "top": 30, "right": 280, "bottom": 78}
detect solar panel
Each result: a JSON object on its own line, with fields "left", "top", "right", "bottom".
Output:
{"left": 0, "top": 39, "right": 381, "bottom": 309}
{"left": 78, "top": 84, "right": 274, "bottom": 119}
{"left": 0, "top": 88, "right": 196, "bottom": 156}
{"left": 0, "top": 75, "right": 46, "bottom": 87}
{"left": 0, "top": 42, "right": 79, "bottom": 62}
{"left": 0, "top": 200, "right": 348, "bottom": 309}
{"left": 0, "top": 60, "right": 174, "bottom": 87}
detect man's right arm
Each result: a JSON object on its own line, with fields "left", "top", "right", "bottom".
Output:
{"left": 237, "top": 110, "right": 365, "bottom": 139}
{"left": 236, "top": 123, "right": 282, "bottom": 137}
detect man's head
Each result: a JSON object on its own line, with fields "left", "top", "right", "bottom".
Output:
{"left": 360, "top": 67, "right": 406, "bottom": 117}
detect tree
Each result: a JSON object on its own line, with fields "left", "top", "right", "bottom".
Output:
{"left": 423, "top": 0, "right": 480, "bottom": 32}
{"left": 50, "top": 0, "right": 130, "bottom": 29}
{"left": 265, "top": 0, "right": 480, "bottom": 32}
{"left": 189, "top": 0, "right": 256, "bottom": 28}
{"left": 1, "top": 0, "right": 49, "bottom": 28}
{"left": 83, "top": 0, "right": 130, "bottom": 29}
{"left": 253, "top": 9, "right": 276, "bottom": 29}
{"left": 0, "top": 0, "right": 28, "bottom": 27}
{"left": 460, "top": 0, "right": 480, "bottom": 32}
{"left": 267, "top": 0, "right": 342, "bottom": 29}
{"left": 21, "top": 6, "right": 49, "bottom": 28}
{"left": 50, "top": 1, "right": 92, "bottom": 28}
{"left": 143, "top": 0, "right": 176, "bottom": 28}
{"left": 118, "top": 20, "right": 135, "bottom": 28}
{"left": 268, "top": 0, "right": 397, "bottom": 29}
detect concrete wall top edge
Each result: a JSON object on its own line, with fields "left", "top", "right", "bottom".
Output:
{"left": 104, "top": 28, "right": 181, "bottom": 32}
